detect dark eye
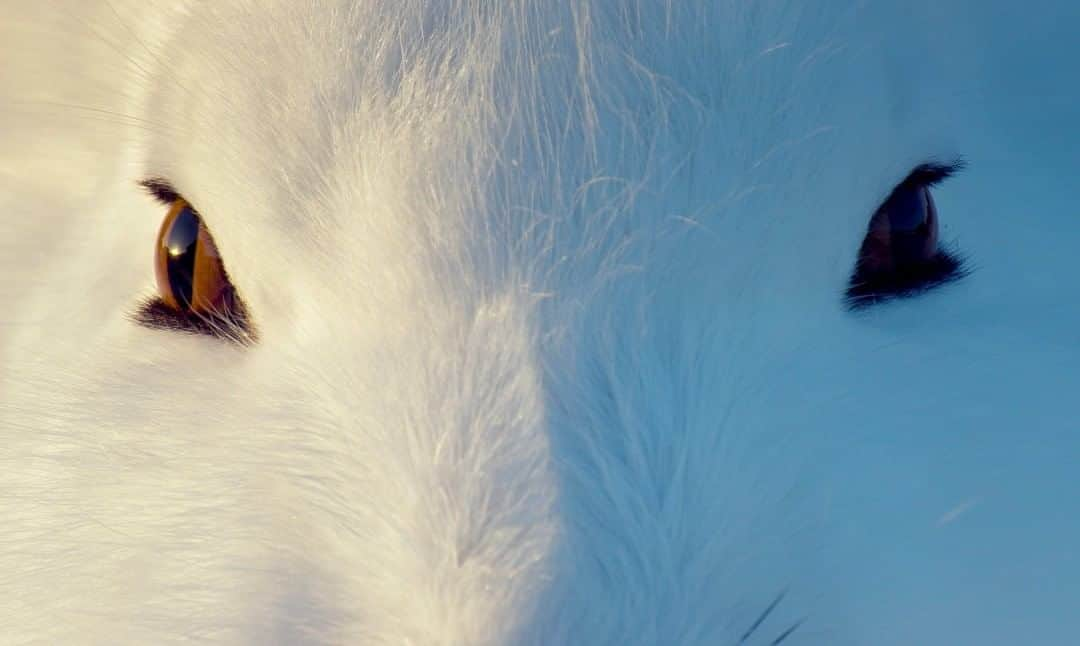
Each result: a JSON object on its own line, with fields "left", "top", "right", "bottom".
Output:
{"left": 845, "top": 162, "right": 968, "bottom": 309}
{"left": 133, "top": 179, "right": 254, "bottom": 342}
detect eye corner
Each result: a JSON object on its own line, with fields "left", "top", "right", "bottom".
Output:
{"left": 132, "top": 296, "right": 258, "bottom": 345}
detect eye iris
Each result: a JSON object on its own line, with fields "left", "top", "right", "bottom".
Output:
{"left": 154, "top": 200, "right": 232, "bottom": 314}
{"left": 859, "top": 185, "right": 938, "bottom": 275}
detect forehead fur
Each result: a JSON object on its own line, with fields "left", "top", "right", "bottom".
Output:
{"left": 132, "top": 1, "right": 968, "bottom": 379}
{"left": 145, "top": 1, "right": 916, "bottom": 269}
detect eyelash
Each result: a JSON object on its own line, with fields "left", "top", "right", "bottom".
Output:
{"left": 898, "top": 160, "right": 965, "bottom": 189}
{"left": 133, "top": 296, "right": 253, "bottom": 341}
{"left": 140, "top": 177, "right": 180, "bottom": 204}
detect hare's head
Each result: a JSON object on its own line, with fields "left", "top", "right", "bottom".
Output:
{"left": 2, "top": 1, "right": 1079, "bottom": 644}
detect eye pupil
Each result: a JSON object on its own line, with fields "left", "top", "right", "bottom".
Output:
{"left": 160, "top": 205, "right": 201, "bottom": 308}
{"left": 885, "top": 185, "right": 930, "bottom": 232}
{"left": 154, "top": 199, "right": 234, "bottom": 315}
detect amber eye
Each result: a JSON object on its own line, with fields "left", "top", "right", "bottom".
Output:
{"left": 154, "top": 198, "right": 236, "bottom": 315}
{"left": 134, "top": 179, "right": 253, "bottom": 341}
{"left": 845, "top": 162, "right": 967, "bottom": 309}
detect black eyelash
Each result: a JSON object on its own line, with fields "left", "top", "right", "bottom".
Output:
{"left": 140, "top": 177, "right": 180, "bottom": 204}
{"left": 898, "top": 159, "right": 966, "bottom": 190}
{"left": 845, "top": 249, "right": 968, "bottom": 309}
{"left": 132, "top": 297, "right": 256, "bottom": 344}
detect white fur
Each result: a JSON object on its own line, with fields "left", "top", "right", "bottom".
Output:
{"left": 3, "top": 2, "right": 1079, "bottom": 644}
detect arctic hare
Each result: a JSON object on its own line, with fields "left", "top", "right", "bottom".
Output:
{"left": 2, "top": 1, "right": 1079, "bottom": 644}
